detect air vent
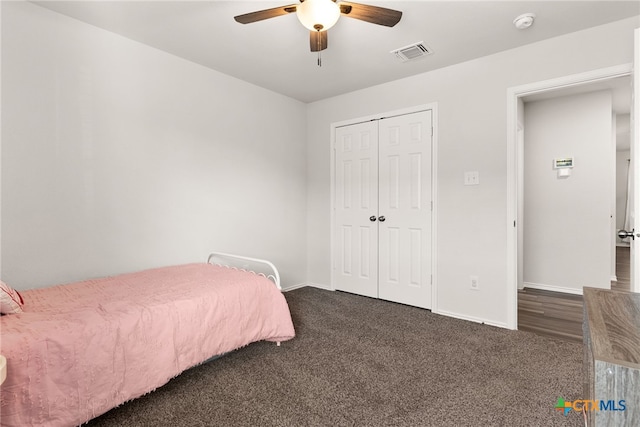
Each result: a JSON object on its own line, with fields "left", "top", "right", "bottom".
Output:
{"left": 390, "top": 42, "right": 433, "bottom": 62}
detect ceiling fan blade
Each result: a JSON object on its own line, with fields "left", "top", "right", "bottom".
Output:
{"left": 234, "top": 5, "right": 297, "bottom": 24}
{"left": 310, "top": 30, "right": 328, "bottom": 52}
{"left": 339, "top": 1, "right": 402, "bottom": 27}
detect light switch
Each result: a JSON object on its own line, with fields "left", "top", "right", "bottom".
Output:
{"left": 464, "top": 171, "right": 480, "bottom": 186}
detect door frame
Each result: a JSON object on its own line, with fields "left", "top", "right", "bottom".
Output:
{"left": 330, "top": 103, "right": 439, "bottom": 312}
{"left": 506, "top": 64, "right": 633, "bottom": 330}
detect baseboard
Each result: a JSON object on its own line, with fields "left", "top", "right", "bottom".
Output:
{"left": 523, "top": 281, "right": 583, "bottom": 295}
{"left": 611, "top": 275, "right": 618, "bottom": 282}
{"left": 434, "top": 309, "right": 509, "bottom": 330}
{"left": 284, "top": 285, "right": 511, "bottom": 330}
{"left": 616, "top": 243, "right": 631, "bottom": 247}
{"left": 281, "top": 283, "right": 307, "bottom": 292}
{"left": 281, "top": 283, "right": 334, "bottom": 292}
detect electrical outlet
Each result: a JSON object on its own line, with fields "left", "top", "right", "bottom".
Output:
{"left": 470, "top": 275, "right": 479, "bottom": 290}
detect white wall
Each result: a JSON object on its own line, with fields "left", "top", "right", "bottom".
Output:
{"left": 1, "top": 2, "right": 308, "bottom": 289}
{"left": 523, "top": 91, "right": 613, "bottom": 292}
{"left": 306, "top": 17, "right": 639, "bottom": 327}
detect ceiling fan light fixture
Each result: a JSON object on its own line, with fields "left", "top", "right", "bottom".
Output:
{"left": 296, "top": 0, "right": 340, "bottom": 31}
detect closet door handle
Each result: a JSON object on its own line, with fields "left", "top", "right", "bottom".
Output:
{"left": 369, "top": 216, "right": 377, "bottom": 222}
{"left": 378, "top": 216, "right": 386, "bottom": 222}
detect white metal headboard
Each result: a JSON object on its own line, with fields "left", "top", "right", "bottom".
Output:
{"left": 207, "top": 252, "right": 281, "bottom": 290}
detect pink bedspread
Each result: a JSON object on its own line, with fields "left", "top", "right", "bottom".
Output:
{"left": 0, "top": 263, "right": 295, "bottom": 426}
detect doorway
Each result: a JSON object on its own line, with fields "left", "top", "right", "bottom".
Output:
{"left": 520, "top": 77, "right": 631, "bottom": 293}
{"left": 506, "top": 64, "right": 634, "bottom": 330}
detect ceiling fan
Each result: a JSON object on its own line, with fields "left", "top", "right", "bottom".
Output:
{"left": 234, "top": 0, "right": 402, "bottom": 65}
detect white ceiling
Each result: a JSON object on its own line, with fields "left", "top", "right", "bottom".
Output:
{"left": 33, "top": 1, "right": 640, "bottom": 103}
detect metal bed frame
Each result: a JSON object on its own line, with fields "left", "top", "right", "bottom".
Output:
{"left": 207, "top": 252, "right": 282, "bottom": 290}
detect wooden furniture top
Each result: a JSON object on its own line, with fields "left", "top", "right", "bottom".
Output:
{"left": 583, "top": 287, "right": 640, "bottom": 369}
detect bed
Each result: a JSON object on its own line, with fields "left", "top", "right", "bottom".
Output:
{"left": 0, "top": 253, "right": 295, "bottom": 427}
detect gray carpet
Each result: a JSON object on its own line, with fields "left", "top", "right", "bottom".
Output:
{"left": 86, "top": 287, "right": 583, "bottom": 426}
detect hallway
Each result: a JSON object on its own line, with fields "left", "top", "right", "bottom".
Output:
{"left": 517, "top": 246, "right": 630, "bottom": 342}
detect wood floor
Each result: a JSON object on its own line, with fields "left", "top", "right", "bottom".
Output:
{"left": 517, "top": 246, "right": 631, "bottom": 343}
{"left": 612, "top": 245, "right": 631, "bottom": 292}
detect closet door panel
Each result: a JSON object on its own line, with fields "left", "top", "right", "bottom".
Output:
{"left": 334, "top": 121, "right": 379, "bottom": 298}
{"left": 378, "top": 111, "right": 433, "bottom": 309}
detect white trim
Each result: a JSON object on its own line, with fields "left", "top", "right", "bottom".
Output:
{"left": 330, "top": 103, "right": 439, "bottom": 310}
{"left": 281, "top": 282, "right": 334, "bottom": 292}
{"left": 633, "top": 28, "right": 640, "bottom": 293}
{"left": 522, "top": 282, "right": 584, "bottom": 296}
{"left": 331, "top": 104, "right": 438, "bottom": 129}
{"left": 306, "top": 282, "right": 334, "bottom": 291}
{"left": 611, "top": 112, "right": 618, "bottom": 285}
{"left": 329, "top": 113, "right": 337, "bottom": 292}
{"left": 431, "top": 105, "right": 439, "bottom": 313}
{"left": 507, "top": 64, "right": 632, "bottom": 99}
{"left": 506, "top": 64, "right": 633, "bottom": 330}
{"left": 611, "top": 275, "right": 618, "bottom": 282}
{"left": 281, "top": 283, "right": 310, "bottom": 292}
{"left": 434, "top": 309, "right": 508, "bottom": 329}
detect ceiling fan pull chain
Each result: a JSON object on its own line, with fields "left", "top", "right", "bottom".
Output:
{"left": 316, "top": 29, "right": 322, "bottom": 67}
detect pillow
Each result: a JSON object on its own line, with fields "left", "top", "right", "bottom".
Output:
{"left": 1, "top": 280, "right": 24, "bottom": 314}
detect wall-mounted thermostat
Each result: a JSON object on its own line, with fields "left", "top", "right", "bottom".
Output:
{"left": 553, "top": 157, "right": 574, "bottom": 169}
{"left": 553, "top": 157, "right": 574, "bottom": 178}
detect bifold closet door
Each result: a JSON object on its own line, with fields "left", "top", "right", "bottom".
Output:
{"left": 334, "top": 120, "right": 379, "bottom": 298}
{"left": 333, "top": 110, "right": 433, "bottom": 309}
{"left": 378, "top": 110, "right": 432, "bottom": 309}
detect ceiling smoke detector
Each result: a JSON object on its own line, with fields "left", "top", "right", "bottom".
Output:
{"left": 391, "top": 42, "right": 433, "bottom": 62}
{"left": 513, "top": 13, "right": 536, "bottom": 30}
